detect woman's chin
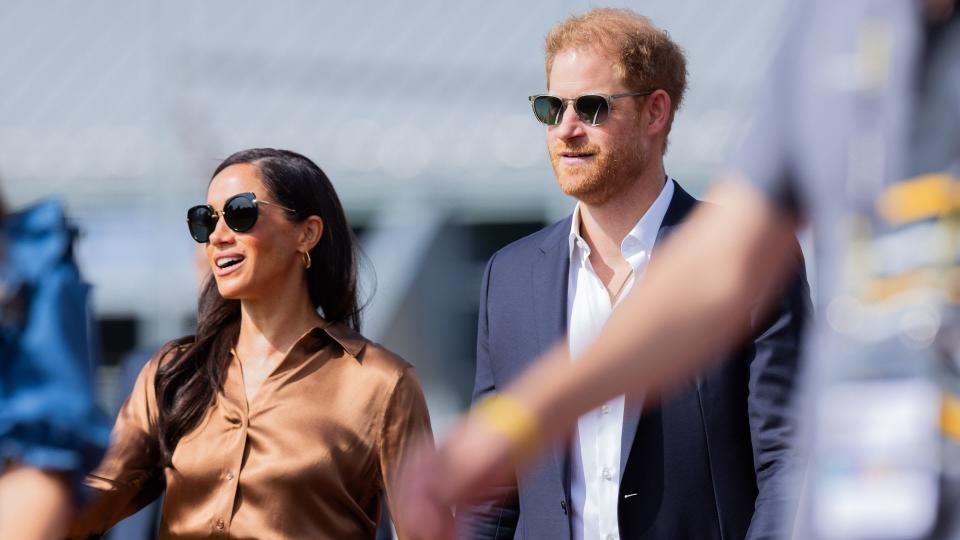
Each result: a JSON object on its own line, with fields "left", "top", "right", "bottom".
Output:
{"left": 215, "top": 282, "right": 247, "bottom": 301}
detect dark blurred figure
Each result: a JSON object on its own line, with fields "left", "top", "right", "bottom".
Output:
{"left": 912, "top": 3, "right": 960, "bottom": 175}
{"left": 0, "top": 188, "right": 109, "bottom": 540}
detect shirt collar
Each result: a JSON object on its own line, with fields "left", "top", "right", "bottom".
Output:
{"left": 568, "top": 203, "right": 588, "bottom": 258}
{"left": 568, "top": 177, "right": 675, "bottom": 261}
{"left": 321, "top": 321, "right": 368, "bottom": 359}
{"left": 230, "top": 321, "right": 368, "bottom": 364}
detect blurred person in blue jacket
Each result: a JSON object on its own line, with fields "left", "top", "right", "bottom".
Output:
{"left": 0, "top": 189, "right": 110, "bottom": 540}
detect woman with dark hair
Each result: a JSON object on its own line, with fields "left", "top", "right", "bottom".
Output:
{"left": 68, "top": 148, "right": 437, "bottom": 539}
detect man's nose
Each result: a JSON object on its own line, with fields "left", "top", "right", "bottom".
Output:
{"left": 551, "top": 104, "right": 587, "bottom": 140}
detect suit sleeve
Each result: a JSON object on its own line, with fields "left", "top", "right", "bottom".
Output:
{"left": 455, "top": 252, "right": 521, "bottom": 540}
{"left": 744, "top": 241, "right": 811, "bottom": 540}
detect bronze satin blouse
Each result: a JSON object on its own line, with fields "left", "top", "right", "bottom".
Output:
{"left": 69, "top": 322, "right": 433, "bottom": 540}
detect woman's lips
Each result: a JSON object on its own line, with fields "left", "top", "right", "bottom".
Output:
{"left": 213, "top": 255, "right": 245, "bottom": 277}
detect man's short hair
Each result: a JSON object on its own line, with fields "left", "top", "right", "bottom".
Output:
{"left": 545, "top": 8, "right": 688, "bottom": 132}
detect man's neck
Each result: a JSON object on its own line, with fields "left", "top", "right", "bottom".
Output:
{"left": 578, "top": 166, "right": 667, "bottom": 259}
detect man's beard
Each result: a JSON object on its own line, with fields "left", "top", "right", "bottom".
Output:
{"left": 549, "top": 139, "right": 648, "bottom": 206}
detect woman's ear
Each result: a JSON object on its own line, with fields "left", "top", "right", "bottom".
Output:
{"left": 299, "top": 215, "right": 324, "bottom": 252}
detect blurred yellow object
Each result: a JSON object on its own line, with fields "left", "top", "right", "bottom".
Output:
{"left": 865, "top": 268, "right": 940, "bottom": 302}
{"left": 948, "top": 267, "right": 960, "bottom": 304}
{"left": 942, "top": 392, "right": 960, "bottom": 441}
{"left": 877, "top": 174, "right": 960, "bottom": 225}
{"left": 472, "top": 394, "right": 543, "bottom": 460}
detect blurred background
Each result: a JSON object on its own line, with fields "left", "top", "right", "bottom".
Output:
{"left": 0, "top": 0, "right": 790, "bottom": 453}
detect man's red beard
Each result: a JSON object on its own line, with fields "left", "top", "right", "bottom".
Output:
{"left": 549, "top": 139, "right": 648, "bottom": 205}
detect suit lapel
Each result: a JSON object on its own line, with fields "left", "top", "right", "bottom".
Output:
{"left": 531, "top": 217, "right": 570, "bottom": 353}
{"left": 531, "top": 216, "right": 573, "bottom": 495}
{"left": 620, "top": 180, "right": 699, "bottom": 476}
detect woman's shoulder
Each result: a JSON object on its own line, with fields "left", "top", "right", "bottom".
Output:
{"left": 322, "top": 322, "right": 413, "bottom": 379}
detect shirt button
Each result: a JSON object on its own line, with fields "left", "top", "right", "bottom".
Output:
{"left": 602, "top": 467, "right": 613, "bottom": 481}
{"left": 601, "top": 404, "right": 610, "bottom": 414}
{"left": 216, "top": 519, "right": 225, "bottom": 530}
{"left": 225, "top": 471, "right": 234, "bottom": 480}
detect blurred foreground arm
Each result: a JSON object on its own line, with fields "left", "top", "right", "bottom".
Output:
{"left": 396, "top": 180, "right": 802, "bottom": 538}
{"left": 453, "top": 255, "right": 519, "bottom": 540}
{"left": 485, "top": 180, "right": 799, "bottom": 453}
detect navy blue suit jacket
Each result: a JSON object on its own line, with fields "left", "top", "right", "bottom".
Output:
{"left": 459, "top": 182, "right": 811, "bottom": 540}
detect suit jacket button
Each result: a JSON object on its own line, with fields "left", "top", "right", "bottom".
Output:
{"left": 561, "top": 499, "right": 567, "bottom": 514}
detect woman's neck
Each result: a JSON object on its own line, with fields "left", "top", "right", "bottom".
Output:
{"left": 236, "top": 279, "right": 324, "bottom": 360}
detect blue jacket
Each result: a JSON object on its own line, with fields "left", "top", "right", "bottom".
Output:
{"left": 0, "top": 200, "right": 109, "bottom": 496}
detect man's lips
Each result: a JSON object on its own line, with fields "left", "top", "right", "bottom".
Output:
{"left": 558, "top": 151, "right": 597, "bottom": 165}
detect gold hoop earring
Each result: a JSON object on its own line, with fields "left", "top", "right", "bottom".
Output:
{"left": 302, "top": 251, "right": 312, "bottom": 270}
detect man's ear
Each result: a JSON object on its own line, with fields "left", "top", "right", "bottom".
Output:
{"left": 299, "top": 215, "right": 324, "bottom": 252}
{"left": 645, "top": 89, "right": 672, "bottom": 137}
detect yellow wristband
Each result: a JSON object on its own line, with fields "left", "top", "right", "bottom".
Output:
{"left": 942, "top": 392, "right": 960, "bottom": 441}
{"left": 472, "top": 394, "right": 542, "bottom": 459}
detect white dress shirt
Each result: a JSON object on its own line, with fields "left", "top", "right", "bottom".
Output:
{"left": 567, "top": 179, "right": 674, "bottom": 540}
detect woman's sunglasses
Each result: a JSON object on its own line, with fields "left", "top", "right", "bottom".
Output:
{"left": 528, "top": 90, "right": 654, "bottom": 126}
{"left": 186, "top": 192, "right": 295, "bottom": 243}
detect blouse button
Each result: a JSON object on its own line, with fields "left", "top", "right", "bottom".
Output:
{"left": 216, "top": 519, "right": 225, "bottom": 530}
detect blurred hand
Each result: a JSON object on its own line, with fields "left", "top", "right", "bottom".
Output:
{"left": 432, "top": 414, "right": 518, "bottom": 505}
{"left": 394, "top": 437, "right": 455, "bottom": 540}
{"left": 394, "top": 416, "right": 521, "bottom": 539}
{"left": 0, "top": 463, "right": 72, "bottom": 540}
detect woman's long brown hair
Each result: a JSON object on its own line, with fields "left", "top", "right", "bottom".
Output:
{"left": 154, "top": 148, "right": 361, "bottom": 463}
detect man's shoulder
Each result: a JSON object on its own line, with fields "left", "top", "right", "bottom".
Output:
{"left": 486, "top": 215, "right": 571, "bottom": 269}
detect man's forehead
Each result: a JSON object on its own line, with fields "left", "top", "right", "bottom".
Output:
{"left": 557, "top": 47, "right": 584, "bottom": 63}
{"left": 553, "top": 45, "right": 615, "bottom": 66}
{"left": 548, "top": 46, "right": 622, "bottom": 91}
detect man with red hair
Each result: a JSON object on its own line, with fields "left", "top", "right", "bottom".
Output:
{"left": 454, "top": 8, "right": 810, "bottom": 540}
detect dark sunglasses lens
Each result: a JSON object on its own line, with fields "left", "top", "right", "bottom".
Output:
{"left": 533, "top": 96, "right": 564, "bottom": 125}
{"left": 187, "top": 206, "right": 214, "bottom": 243}
{"left": 575, "top": 95, "right": 608, "bottom": 125}
{"left": 223, "top": 195, "right": 258, "bottom": 233}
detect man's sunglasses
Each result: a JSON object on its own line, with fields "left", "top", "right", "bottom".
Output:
{"left": 186, "top": 192, "right": 295, "bottom": 243}
{"left": 528, "top": 91, "right": 654, "bottom": 126}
